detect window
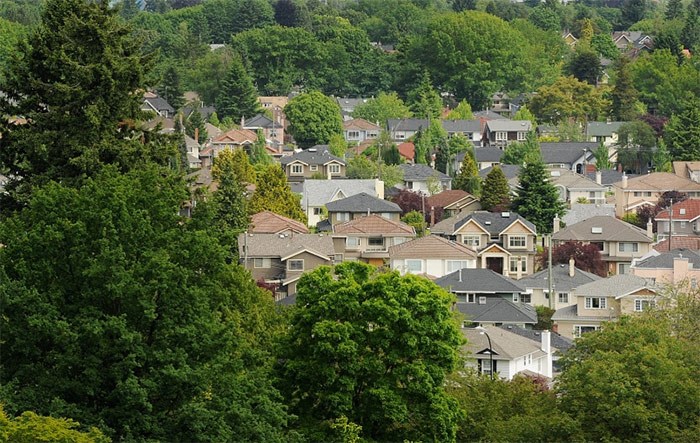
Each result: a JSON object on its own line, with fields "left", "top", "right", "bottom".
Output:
{"left": 517, "top": 131, "right": 526, "bottom": 141}
{"left": 347, "top": 130, "right": 360, "bottom": 139}
{"left": 574, "top": 325, "right": 599, "bottom": 337}
{"left": 328, "top": 164, "right": 341, "bottom": 174}
{"left": 334, "top": 254, "right": 344, "bottom": 264}
{"left": 618, "top": 242, "right": 639, "bottom": 252}
{"left": 254, "top": 258, "right": 271, "bottom": 268}
{"left": 618, "top": 263, "right": 630, "bottom": 274}
{"left": 634, "top": 299, "right": 655, "bottom": 312}
{"left": 585, "top": 297, "right": 607, "bottom": 309}
{"left": 380, "top": 212, "right": 392, "bottom": 219}
{"left": 521, "top": 293, "right": 531, "bottom": 303}
{"left": 367, "top": 131, "right": 378, "bottom": 138}
{"left": 591, "top": 241, "right": 604, "bottom": 251}
{"left": 337, "top": 212, "right": 350, "bottom": 222}
{"left": 558, "top": 293, "right": 569, "bottom": 303}
{"left": 406, "top": 259, "right": 423, "bottom": 273}
{"left": 288, "top": 259, "right": 304, "bottom": 271}
{"left": 509, "top": 256, "right": 527, "bottom": 273}
{"left": 310, "top": 165, "right": 318, "bottom": 171}
{"left": 346, "top": 237, "right": 360, "bottom": 247}
{"left": 681, "top": 221, "right": 687, "bottom": 229}
{"left": 405, "top": 181, "right": 414, "bottom": 189}
{"left": 589, "top": 191, "right": 597, "bottom": 199}
{"left": 496, "top": 131, "right": 507, "bottom": 141}
{"left": 368, "top": 237, "right": 384, "bottom": 246}
{"left": 509, "top": 235, "right": 527, "bottom": 248}
{"left": 313, "top": 207, "right": 322, "bottom": 215}
{"left": 447, "top": 260, "right": 470, "bottom": 273}
{"left": 396, "top": 133, "right": 405, "bottom": 139}
{"left": 512, "top": 293, "right": 519, "bottom": 302}
{"left": 462, "top": 235, "right": 480, "bottom": 247}
{"left": 290, "top": 164, "right": 303, "bottom": 174}
{"left": 466, "top": 293, "right": 476, "bottom": 303}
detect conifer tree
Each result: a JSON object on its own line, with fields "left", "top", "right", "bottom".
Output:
{"left": 213, "top": 149, "right": 256, "bottom": 185}
{"left": 185, "top": 109, "right": 208, "bottom": 143}
{"left": 512, "top": 160, "right": 565, "bottom": 234}
{"left": 407, "top": 71, "right": 443, "bottom": 120}
{"left": 249, "top": 129, "right": 273, "bottom": 165}
{"left": 480, "top": 165, "right": 511, "bottom": 211}
{"left": 249, "top": 165, "right": 307, "bottom": 224}
{"left": 610, "top": 56, "right": 639, "bottom": 121}
{"left": 666, "top": 0, "right": 684, "bottom": 20}
{"left": 434, "top": 138, "right": 452, "bottom": 174}
{"left": 446, "top": 100, "right": 474, "bottom": 120}
{"left": 215, "top": 55, "right": 261, "bottom": 122}
{"left": 157, "top": 64, "right": 184, "bottom": 111}
{"left": 453, "top": 152, "right": 481, "bottom": 196}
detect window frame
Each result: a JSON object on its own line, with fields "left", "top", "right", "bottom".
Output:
{"left": 254, "top": 258, "right": 271, "bottom": 268}
{"left": 585, "top": 297, "right": 607, "bottom": 309}
{"left": 462, "top": 235, "right": 481, "bottom": 248}
{"left": 328, "top": 163, "right": 341, "bottom": 174}
{"left": 634, "top": 299, "right": 655, "bottom": 312}
{"left": 406, "top": 259, "right": 423, "bottom": 273}
{"left": 558, "top": 292, "right": 569, "bottom": 303}
{"left": 508, "top": 235, "right": 527, "bottom": 249}
{"left": 618, "top": 242, "right": 639, "bottom": 253}
{"left": 287, "top": 259, "right": 304, "bottom": 271}
{"left": 290, "top": 164, "right": 304, "bottom": 175}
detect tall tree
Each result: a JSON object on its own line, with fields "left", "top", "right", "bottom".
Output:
{"left": 446, "top": 99, "right": 474, "bottom": 120}
{"left": 593, "top": 142, "right": 612, "bottom": 170}
{"left": 407, "top": 71, "right": 443, "bottom": 120}
{"left": 501, "top": 131, "right": 541, "bottom": 165}
{"left": 567, "top": 46, "right": 602, "bottom": 85}
{"left": 620, "top": 0, "right": 649, "bottom": 29}
{"left": 617, "top": 120, "right": 656, "bottom": 173}
{"left": 0, "top": 406, "right": 109, "bottom": 443}
{"left": 453, "top": 152, "right": 481, "bottom": 196}
{"left": 185, "top": 109, "right": 208, "bottom": 143}
{"left": 434, "top": 138, "right": 453, "bottom": 175}
{"left": 665, "top": 103, "right": 700, "bottom": 161}
{"left": 529, "top": 76, "right": 608, "bottom": 124}
{"left": 513, "top": 105, "right": 537, "bottom": 127}
{"left": 610, "top": 56, "right": 640, "bottom": 121}
{"left": 666, "top": 0, "right": 684, "bottom": 20}
{"left": 0, "top": 0, "right": 175, "bottom": 211}
{"left": 249, "top": 164, "right": 307, "bottom": 224}
{"left": 215, "top": 55, "right": 261, "bottom": 122}
{"left": 284, "top": 90, "right": 343, "bottom": 149}
{"left": 512, "top": 160, "right": 565, "bottom": 234}
{"left": 157, "top": 64, "right": 185, "bottom": 111}
{"left": 249, "top": 129, "right": 273, "bottom": 165}
{"left": 480, "top": 165, "right": 511, "bottom": 211}
{"left": 682, "top": 4, "right": 700, "bottom": 50}
{"left": 276, "top": 262, "right": 463, "bottom": 442}
{"left": 352, "top": 91, "right": 412, "bottom": 127}
{"left": 274, "top": 0, "right": 309, "bottom": 27}
{"left": 213, "top": 148, "right": 256, "bottom": 185}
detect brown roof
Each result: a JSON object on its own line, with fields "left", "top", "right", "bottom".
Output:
{"left": 250, "top": 211, "right": 309, "bottom": 234}
{"left": 258, "top": 96, "right": 288, "bottom": 109}
{"left": 397, "top": 142, "right": 415, "bottom": 161}
{"left": 343, "top": 118, "right": 381, "bottom": 131}
{"left": 332, "top": 214, "right": 416, "bottom": 236}
{"left": 426, "top": 190, "right": 471, "bottom": 208}
{"left": 552, "top": 215, "right": 652, "bottom": 243}
{"left": 237, "top": 232, "right": 334, "bottom": 259}
{"left": 653, "top": 236, "right": 700, "bottom": 252}
{"left": 389, "top": 235, "right": 477, "bottom": 259}
{"left": 614, "top": 172, "right": 700, "bottom": 191}
{"left": 656, "top": 199, "right": 700, "bottom": 221}
{"left": 212, "top": 128, "right": 258, "bottom": 145}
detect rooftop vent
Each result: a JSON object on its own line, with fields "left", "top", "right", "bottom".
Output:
{"left": 484, "top": 221, "right": 492, "bottom": 225}
{"left": 478, "top": 296, "right": 487, "bottom": 305}
{"left": 550, "top": 170, "right": 560, "bottom": 177}
{"left": 591, "top": 227, "right": 603, "bottom": 234}
{"left": 501, "top": 212, "right": 511, "bottom": 218}
{"left": 308, "top": 148, "right": 317, "bottom": 152}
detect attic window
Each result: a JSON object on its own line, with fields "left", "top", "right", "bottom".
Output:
{"left": 680, "top": 208, "right": 686, "bottom": 215}
{"left": 501, "top": 212, "right": 510, "bottom": 218}
{"left": 591, "top": 227, "right": 603, "bottom": 234}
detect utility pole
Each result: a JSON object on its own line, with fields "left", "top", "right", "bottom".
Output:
{"left": 668, "top": 198, "right": 673, "bottom": 251}
{"left": 547, "top": 234, "right": 553, "bottom": 310}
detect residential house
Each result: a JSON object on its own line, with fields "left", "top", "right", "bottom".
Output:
{"left": 249, "top": 211, "right": 309, "bottom": 235}
{"left": 461, "top": 326, "right": 553, "bottom": 380}
{"left": 586, "top": 169, "right": 631, "bottom": 193}
{"left": 453, "top": 147, "right": 502, "bottom": 173}
{"left": 540, "top": 142, "right": 597, "bottom": 173}
{"left": 442, "top": 119, "right": 482, "bottom": 146}
{"left": 672, "top": 161, "right": 700, "bottom": 183}
{"left": 552, "top": 274, "right": 659, "bottom": 339}
{"left": 435, "top": 268, "right": 536, "bottom": 327}
{"left": 473, "top": 110, "right": 510, "bottom": 121}
{"left": 323, "top": 192, "right": 402, "bottom": 228}
{"left": 586, "top": 121, "right": 626, "bottom": 147}
{"left": 498, "top": 325, "right": 573, "bottom": 374}
{"left": 202, "top": 128, "right": 258, "bottom": 166}
{"left": 332, "top": 214, "right": 416, "bottom": 266}
{"left": 389, "top": 235, "right": 477, "bottom": 277}
{"left": 141, "top": 92, "right": 175, "bottom": 118}
{"left": 387, "top": 118, "right": 429, "bottom": 141}
{"left": 336, "top": 97, "right": 371, "bottom": 120}
{"left": 612, "top": 31, "right": 653, "bottom": 55}
{"left": 242, "top": 114, "right": 284, "bottom": 148}
{"left": 184, "top": 135, "right": 202, "bottom": 169}
{"left": 481, "top": 120, "right": 532, "bottom": 149}
{"left": 238, "top": 232, "right": 335, "bottom": 300}
{"left": 280, "top": 146, "right": 346, "bottom": 182}
{"left": 562, "top": 31, "right": 578, "bottom": 47}
{"left": 517, "top": 259, "right": 602, "bottom": 309}
{"left": 612, "top": 172, "right": 700, "bottom": 218}
{"left": 426, "top": 190, "right": 481, "bottom": 220}
{"left": 258, "top": 96, "right": 288, "bottom": 141}
{"left": 300, "top": 179, "right": 384, "bottom": 228}
{"left": 655, "top": 199, "right": 700, "bottom": 241}
{"left": 552, "top": 215, "right": 654, "bottom": 275}
{"left": 632, "top": 248, "right": 700, "bottom": 287}
{"left": 562, "top": 202, "right": 616, "bottom": 227}
{"left": 342, "top": 118, "right": 381, "bottom": 143}
{"left": 654, "top": 236, "right": 700, "bottom": 252}
{"left": 398, "top": 164, "right": 451, "bottom": 195}
{"left": 546, "top": 168, "right": 606, "bottom": 206}
{"left": 432, "top": 211, "right": 537, "bottom": 278}
{"left": 489, "top": 92, "right": 515, "bottom": 117}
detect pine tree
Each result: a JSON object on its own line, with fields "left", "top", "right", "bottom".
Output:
{"left": 157, "top": 64, "right": 184, "bottom": 111}
{"left": 215, "top": 55, "right": 261, "bottom": 122}
{"left": 407, "top": 71, "right": 443, "bottom": 120}
{"left": 610, "top": 56, "right": 639, "bottom": 121}
{"left": 480, "top": 165, "right": 511, "bottom": 211}
{"left": 453, "top": 152, "right": 481, "bottom": 196}
{"left": 249, "top": 129, "right": 273, "bottom": 165}
{"left": 185, "top": 109, "right": 208, "bottom": 143}
{"left": 434, "top": 138, "right": 452, "bottom": 174}
{"left": 666, "top": 0, "right": 684, "bottom": 20}
{"left": 249, "top": 165, "right": 307, "bottom": 224}
{"left": 512, "top": 160, "right": 565, "bottom": 234}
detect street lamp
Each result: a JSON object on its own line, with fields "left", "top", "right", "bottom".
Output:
{"left": 475, "top": 326, "right": 494, "bottom": 380}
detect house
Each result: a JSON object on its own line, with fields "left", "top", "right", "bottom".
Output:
{"left": 517, "top": 259, "right": 602, "bottom": 309}
{"left": 435, "top": 268, "right": 536, "bottom": 327}
{"left": 141, "top": 92, "right": 175, "bottom": 118}
{"left": 552, "top": 274, "right": 659, "bottom": 339}
{"left": 562, "top": 203, "right": 616, "bottom": 227}
{"left": 552, "top": 215, "right": 653, "bottom": 275}
{"left": 203, "top": 128, "right": 258, "bottom": 166}
{"left": 342, "top": 118, "right": 381, "bottom": 143}
{"left": 461, "top": 326, "right": 553, "bottom": 379}
{"left": 672, "top": 161, "right": 700, "bottom": 183}
{"left": 249, "top": 211, "right": 309, "bottom": 235}
{"left": 238, "top": 232, "right": 335, "bottom": 300}
{"left": 655, "top": 199, "right": 700, "bottom": 241}
{"left": 242, "top": 113, "right": 284, "bottom": 148}
{"left": 481, "top": 120, "right": 532, "bottom": 149}
{"left": 497, "top": 325, "right": 573, "bottom": 374}
{"left": 184, "top": 135, "right": 202, "bottom": 169}
{"left": 332, "top": 214, "right": 416, "bottom": 266}
{"left": 612, "top": 31, "right": 653, "bottom": 54}
{"left": 389, "top": 235, "right": 477, "bottom": 278}
{"left": 562, "top": 31, "right": 578, "bottom": 47}
{"left": 473, "top": 110, "right": 510, "bottom": 121}
{"left": 397, "top": 141, "right": 415, "bottom": 163}
{"left": 258, "top": 96, "right": 288, "bottom": 141}
{"left": 300, "top": 179, "right": 384, "bottom": 228}
{"left": 442, "top": 119, "right": 482, "bottom": 145}
{"left": 612, "top": 172, "right": 700, "bottom": 218}
{"left": 632, "top": 248, "right": 700, "bottom": 287}
{"left": 387, "top": 118, "right": 429, "bottom": 141}
{"left": 586, "top": 169, "right": 631, "bottom": 193}
{"left": 540, "top": 142, "right": 598, "bottom": 173}
{"left": 453, "top": 147, "right": 502, "bottom": 173}
{"left": 425, "top": 190, "right": 481, "bottom": 219}
{"left": 546, "top": 168, "right": 606, "bottom": 206}
{"left": 398, "top": 164, "right": 451, "bottom": 195}
{"left": 324, "top": 192, "right": 402, "bottom": 227}
{"left": 586, "top": 121, "right": 626, "bottom": 147}
{"left": 336, "top": 97, "right": 371, "bottom": 120}
{"left": 489, "top": 92, "right": 514, "bottom": 117}
{"left": 432, "top": 211, "right": 538, "bottom": 278}
{"left": 280, "top": 146, "right": 346, "bottom": 182}
{"left": 654, "top": 236, "right": 700, "bottom": 252}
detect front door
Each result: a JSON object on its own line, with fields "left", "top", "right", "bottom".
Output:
{"left": 486, "top": 257, "right": 503, "bottom": 274}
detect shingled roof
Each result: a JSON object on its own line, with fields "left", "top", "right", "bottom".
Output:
{"left": 250, "top": 211, "right": 309, "bottom": 234}
{"left": 552, "top": 215, "right": 651, "bottom": 243}
{"left": 455, "top": 298, "right": 537, "bottom": 325}
{"left": 389, "top": 235, "right": 477, "bottom": 260}
{"left": 453, "top": 211, "right": 536, "bottom": 236}
{"left": 332, "top": 214, "right": 415, "bottom": 236}
{"left": 435, "top": 268, "right": 525, "bottom": 293}
{"left": 517, "top": 263, "right": 601, "bottom": 293}
{"left": 238, "top": 233, "right": 334, "bottom": 259}
{"left": 325, "top": 192, "right": 401, "bottom": 213}
{"left": 634, "top": 248, "right": 700, "bottom": 269}
{"left": 281, "top": 146, "right": 345, "bottom": 167}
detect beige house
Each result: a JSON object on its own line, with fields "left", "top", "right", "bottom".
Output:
{"left": 332, "top": 214, "right": 416, "bottom": 266}
{"left": 517, "top": 259, "right": 602, "bottom": 309}
{"left": 612, "top": 172, "right": 700, "bottom": 218}
{"left": 552, "top": 215, "right": 653, "bottom": 275}
{"left": 632, "top": 249, "right": 700, "bottom": 288}
{"left": 201, "top": 129, "right": 258, "bottom": 167}
{"left": 389, "top": 235, "right": 477, "bottom": 278}
{"left": 547, "top": 168, "right": 606, "bottom": 206}
{"left": 324, "top": 193, "right": 401, "bottom": 227}
{"left": 342, "top": 118, "right": 381, "bottom": 143}
{"left": 280, "top": 146, "right": 346, "bottom": 182}
{"left": 552, "top": 274, "right": 659, "bottom": 340}
{"left": 300, "top": 179, "right": 384, "bottom": 228}
{"left": 586, "top": 121, "right": 625, "bottom": 147}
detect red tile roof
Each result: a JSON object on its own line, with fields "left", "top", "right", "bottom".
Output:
{"left": 343, "top": 118, "right": 381, "bottom": 131}
{"left": 212, "top": 128, "right": 258, "bottom": 145}
{"left": 397, "top": 142, "right": 415, "bottom": 161}
{"left": 656, "top": 199, "right": 700, "bottom": 221}
{"left": 653, "top": 236, "right": 700, "bottom": 252}
{"left": 426, "top": 190, "right": 470, "bottom": 208}
{"left": 250, "top": 211, "right": 309, "bottom": 234}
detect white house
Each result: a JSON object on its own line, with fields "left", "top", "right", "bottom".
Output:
{"left": 389, "top": 235, "right": 477, "bottom": 278}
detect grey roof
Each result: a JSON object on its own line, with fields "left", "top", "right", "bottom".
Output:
{"left": 144, "top": 96, "right": 175, "bottom": 114}
{"left": 498, "top": 325, "right": 574, "bottom": 353}
{"left": 562, "top": 204, "right": 616, "bottom": 226}
{"left": 474, "top": 148, "right": 504, "bottom": 162}
{"left": 479, "top": 165, "right": 520, "bottom": 180}
{"left": 455, "top": 298, "right": 537, "bottom": 324}
{"left": 281, "top": 146, "right": 345, "bottom": 167}
{"left": 387, "top": 118, "right": 430, "bottom": 132}
{"left": 435, "top": 268, "right": 525, "bottom": 293}
{"left": 634, "top": 248, "right": 700, "bottom": 269}
{"left": 517, "top": 264, "right": 601, "bottom": 293}
{"left": 586, "top": 170, "right": 636, "bottom": 187}
{"left": 243, "top": 114, "right": 274, "bottom": 129}
{"left": 325, "top": 192, "right": 401, "bottom": 213}
{"left": 337, "top": 97, "right": 371, "bottom": 113}
{"left": 586, "top": 121, "right": 627, "bottom": 137}
{"left": 400, "top": 164, "right": 450, "bottom": 181}
{"left": 300, "top": 179, "right": 379, "bottom": 208}
{"left": 463, "top": 325, "right": 546, "bottom": 360}
{"left": 573, "top": 274, "right": 657, "bottom": 298}
{"left": 442, "top": 119, "right": 481, "bottom": 133}
{"left": 552, "top": 215, "right": 652, "bottom": 243}
{"left": 238, "top": 233, "right": 335, "bottom": 259}
{"left": 540, "top": 142, "right": 598, "bottom": 165}
{"left": 485, "top": 120, "right": 532, "bottom": 132}
{"left": 473, "top": 110, "right": 509, "bottom": 120}
{"left": 453, "top": 211, "right": 536, "bottom": 236}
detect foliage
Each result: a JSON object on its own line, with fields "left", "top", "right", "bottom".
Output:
{"left": 635, "top": 190, "right": 688, "bottom": 232}
{"left": 0, "top": 18, "right": 26, "bottom": 84}
{"left": 382, "top": 144, "right": 402, "bottom": 166}
{"left": 528, "top": 76, "right": 608, "bottom": 124}
{"left": 501, "top": 131, "right": 541, "bottom": 166}
{"left": 590, "top": 33, "right": 619, "bottom": 59}
{"left": 610, "top": 56, "right": 641, "bottom": 122}
{"left": 593, "top": 142, "right": 612, "bottom": 170}
{"left": 402, "top": 210, "right": 427, "bottom": 237}
{"left": 274, "top": 0, "right": 310, "bottom": 28}
{"left": 0, "top": 166, "right": 289, "bottom": 441}
{"left": 276, "top": 262, "right": 463, "bottom": 442}
{"left": 157, "top": 63, "right": 185, "bottom": 111}
{"left": 0, "top": 405, "right": 110, "bottom": 443}
{"left": 538, "top": 241, "right": 607, "bottom": 277}
{"left": 512, "top": 160, "right": 566, "bottom": 234}
{"left": 664, "top": 103, "right": 700, "bottom": 161}
{"left": 453, "top": 151, "right": 481, "bottom": 197}
{"left": 391, "top": 189, "right": 425, "bottom": 216}
{"left": 379, "top": 164, "right": 404, "bottom": 189}
{"left": 249, "top": 164, "right": 307, "bottom": 224}
{"left": 213, "top": 148, "right": 256, "bottom": 185}
{"left": 653, "top": 139, "right": 673, "bottom": 172}
{"left": 567, "top": 45, "right": 602, "bottom": 86}
{"left": 284, "top": 90, "right": 343, "bottom": 149}
{"left": 407, "top": 71, "right": 443, "bottom": 119}
{"left": 446, "top": 99, "right": 474, "bottom": 120}
{"left": 480, "top": 165, "right": 512, "bottom": 212}
{"left": 513, "top": 105, "right": 537, "bottom": 126}
{"left": 616, "top": 120, "right": 656, "bottom": 174}
{"left": 328, "top": 133, "right": 348, "bottom": 158}
{"left": 184, "top": 108, "right": 208, "bottom": 143}
{"left": 535, "top": 306, "right": 556, "bottom": 330}
{"left": 434, "top": 138, "right": 453, "bottom": 175}
{"left": 352, "top": 91, "right": 412, "bottom": 127}
{"left": 215, "top": 54, "right": 261, "bottom": 122}
{"left": 347, "top": 155, "right": 377, "bottom": 179}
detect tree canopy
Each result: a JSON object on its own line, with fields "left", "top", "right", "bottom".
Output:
{"left": 480, "top": 165, "right": 512, "bottom": 212}
{"left": 284, "top": 90, "right": 343, "bottom": 149}
{"left": 249, "top": 164, "right": 307, "bottom": 224}
{"left": 512, "top": 160, "right": 566, "bottom": 234}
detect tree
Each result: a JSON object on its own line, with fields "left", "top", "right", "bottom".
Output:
{"left": 285, "top": 90, "right": 343, "bottom": 149}
{"left": 682, "top": 5, "right": 700, "bottom": 51}
{"left": 157, "top": 64, "right": 185, "bottom": 111}
{"left": 620, "top": 0, "right": 649, "bottom": 29}
{"left": 0, "top": 406, "right": 109, "bottom": 443}
{"left": 666, "top": 0, "right": 684, "bottom": 20}
{"left": 636, "top": 190, "right": 688, "bottom": 231}
{"left": 653, "top": 139, "right": 673, "bottom": 172}
{"left": 250, "top": 129, "right": 273, "bottom": 166}
{"left": 501, "top": 131, "right": 541, "bottom": 165}
{"left": 446, "top": 99, "right": 474, "bottom": 120}
{"left": 379, "top": 164, "right": 404, "bottom": 189}
{"left": 434, "top": 138, "right": 453, "bottom": 175}
{"left": 185, "top": 109, "right": 208, "bottom": 143}
{"left": 453, "top": 152, "right": 481, "bottom": 196}
{"left": 452, "top": 0, "right": 477, "bottom": 11}
{"left": 529, "top": 76, "right": 608, "bottom": 124}
{"left": 593, "top": 142, "right": 612, "bottom": 170}
{"left": 529, "top": 4, "right": 561, "bottom": 32}
{"left": 538, "top": 241, "right": 607, "bottom": 277}
{"left": 249, "top": 164, "right": 307, "bottom": 224}
{"left": 590, "top": 33, "right": 620, "bottom": 59}
{"left": 480, "top": 165, "right": 511, "bottom": 211}
{"left": 513, "top": 105, "right": 537, "bottom": 127}
{"left": 610, "top": 56, "right": 641, "bottom": 122}
{"left": 665, "top": 104, "right": 700, "bottom": 161}
{"left": 567, "top": 46, "right": 602, "bottom": 85}
{"left": 617, "top": 120, "right": 656, "bottom": 174}
{"left": 402, "top": 210, "right": 427, "bottom": 237}
{"left": 213, "top": 148, "right": 256, "bottom": 185}
{"left": 0, "top": 0, "right": 176, "bottom": 211}
{"left": 274, "top": 0, "right": 309, "bottom": 28}
{"left": 512, "top": 160, "right": 566, "bottom": 234}
{"left": 352, "top": 91, "right": 412, "bottom": 127}
{"left": 346, "top": 155, "right": 377, "bottom": 179}
{"left": 215, "top": 55, "right": 261, "bottom": 122}
{"left": 535, "top": 306, "right": 555, "bottom": 330}
{"left": 407, "top": 71, "right": 443, "bottom": 120}
{"left": 276, "top": 262, "right": 463, "bottom": 442}
{"left": 391, "top": 189, "right": 425, "bottom": 216}
{"left": 0, "top": 166, "right": 289, "bottom": 441}
{"left": 382, "top": 144, "right": 402, "bottom": 166}
{"left": 328, "top": 133, "right": 348, "bottom": 158}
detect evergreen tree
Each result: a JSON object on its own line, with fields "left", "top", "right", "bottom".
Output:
{"left": 249, "top": 129, "right": 273, "bottom": 165}
{"left": 610, "top": 56, "right": 640, "bottom": 121}
{"left": 185, "top": 109, "right": 208, "bottom": 143}
{"left": 453, "top": 152, "right": 481, "bottom": 196}
{"left": 480, "top": 165, "right": 511, "bottom": 211}
{"left": 434, "top": 138, "right": 453, "bottom": 175}
{"left": 213, "top": 148, "right": 256, "bottom": 185}
{"left": 215, "top": 55, "right": 261, "bottom": 122}
{"left": 208, "top": 111, "right": 220, "bottom": 127}
{"left": 452, "top": 0, "right": 477, "bottom": 11}
{"left": 665, "top": 104, "right": 700, "bottom": 160}
{"left": 682, "top": 4, "right": 700, "bottom": 50}
{"left": 620, "top": 0, "right": 649, "bottom": 29}
{"left": 157, "top": 64, "right": 185, "bottom": 111}
{"left": 593, "top": 142, "right": 612, "bottom": 170}
{"left": 407, "top": 71, "right": 443, "bottom": 120}
{"left": 512, "top": 160, "right": 565, "bottom": 234}
{"left": 210, "top": 151, "right": 250, "bottom": 256}
{"left": 446, "top": 99, "right": 474, "bottom": 120}
{"left": 249, "top": 165, "right": 307, "bottom": 224}
{"left": 666, "top": 0, "right": 684, "bottom": 20}
{"left": 413, "top": 129, "right": 430, "bottom": 165}
{"left": 382, "top": 144, "right": 402, "bottom": 166}
{"left": 567, "top": 46, "right": 602, "bottom": 85}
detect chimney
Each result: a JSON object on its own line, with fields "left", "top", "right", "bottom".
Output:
{"left": 595, "top": 170, "right": 602, "bottom": 185}
{"left": 240, "top": 116, "right": 245, "bottom": 127}
{"left": 646, "top": 219, "right": 653, "bottom": 238}
{"left": 569, "top": 257, "right": 575, "bottom": 277}
{"left": 621, "top": 174, "right": 628, "bottom": 189}
{"left": 541, "top": 330, "right": 552, "bottom": 378}
{"left": 194, "top": 127, "right": 199, "bottom": 144}
{"left": 553, "top": 215, "right": 560, "bottom": 234}
{"left": 430, "top": 206, "right": 435, "bottom": 227}
{"left": 459, "top": 268, "right": 462, "bottom": 282}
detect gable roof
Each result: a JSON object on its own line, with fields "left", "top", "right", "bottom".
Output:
{"left": 546, "top": 168, "right": 606, "bottom": 191}
{"left": 498, "top": 325, "right": 573, "bottom": 353}
{"left": 462, "top": 325, "right": 545, "bottom": 360}
{"left": 332, "top": 214, "right": 415, "bottom": 236}
{"left": 212, "top": 128, "right": 258, "bottom": 145}
{"left": 517, "top": 264, "right": 601, "bottom": 293}
{"left": 238, "top": 233, "right": 335, "bottom": 259}
{"left": 442, "top": 119, "right": 481, "bottom": 133}
{"left": 473, "top": 110, "right": 510, "bottom": 120}
{"left": 343, "top": 118, "right": 381, "bottom": 131}
{"left": 562, "top": 203, "right": 616, "bottom": 226}
{"left": 586, "top": 170, "right": 633, "bottom": 187}
{"left": 426, "top": 190, "right": 471, "bottom": 208}
{"left": 325, "top": 192, "right": 401, "bottom": 213}
{"left": 454, "top": 211, "right": 536, "bottom": 236}
{"left": 655, "top": 199, "right": 700, "bottom": 221}
{"left": 474, "top": 148, "right": 504, "bottom": 162}
{"left": 280, "top": 146, "right": 345, "bottom": 167}
{"left": 552, "top": 215, "right": 651, "bottom": 243}
{"left": 573, "top": 273, "right": 657, "bottom": 298}
{"left": 633, "top": 248, "right": 700, "bottom": 269}
{"left": 258, "top": 96, "right": 288, "bottom": 109}
{"left": 250, "top": 211, "right": 309, "bottom": 234}
{"left": 431, "top": 211, "right": 471, "bottom": 235}
{"left": 455, "top": 298, "right": 537, "bottom": 325}
{"left": 484, "top": 120, "right": 532, "bottom": 132}
{"left": 586, "top": 121, "right": 626, "bottom": 137}
{"left": 435, "top": 268, "right": 525, "bottom": 293}
{"left": 243, "top": 114, "right": 274, "bottom": 129}
{"left": 400, "top": 164, "right": 450, "bottom": 181}
{"left": 653, "top": 237, "right": 700, "bottom": 252}
{"left": 301, "top": 179, "right": 379, "bottom": 208}
{"left": 478, "top": 165, "right": 520, "bottom": 181}
{"left": 613, "top": 172, "right": 700, "bottom": 192}
{"left": 397, "top": 142, "right": 415, "bottom": 161}
{"left": 389, "top": 235, "right": 477, "bottom": 260}
{"left": 387, "top": 118, "right": 430, "bottom": 132}
{"left": 540, "top": 142, "right": 598, "bottom": 165}
{"left": 143, "top": 94, "right": 175, "bottom": 115}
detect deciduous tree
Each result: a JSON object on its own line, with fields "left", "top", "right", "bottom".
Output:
{"left": 352, "top": 91, "right": 412, "bottom": 127}
{"left": 446, "top": 99, "right": 474, "bottom": 120}
{"left": 249, "top": 164, "right": 307, "bottom": 224}
{"left": 538, "top": 241, "right": 607, "bottom": 276}
{"left": 284, "top": 90, "right": 343, "bottom": 149}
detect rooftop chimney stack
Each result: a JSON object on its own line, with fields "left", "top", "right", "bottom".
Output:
{"left": 553, "top": 215, "right": 561, "bottom": 234}
{"left": 569, "top": 257, "right": 575, "bottom": 277}
{"left": 622, "top": 174, "right": 628, "bottom": 189}
{"left": 596, "top": 170, "right": 602, "bottom": 185}
{"left": 541, "top": 330, "right": 552, "bottom": 378}
{"left": 646, "top": 219, "right": 653, "bottom": 239}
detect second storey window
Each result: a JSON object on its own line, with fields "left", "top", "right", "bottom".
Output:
{"left": 509, "top": 235, "right": 527, "bottom": 248}
{"left": 310, "top": 165, "right": 318, "bottom": 171}
{"left": 347, "top": 131, "right": 360, "bottom": 139}
{"left": 328, "top": 164, "right": 341, "bottom": 174}
{"left": 346, "top": 237, "right": 360, "bottom": 247}
{"left": 585, "top": 297, "right": 607, "bottom": 309}
{"left": 495, "top": 131, "right": 507, "bottom": 141}
{"left": 337, "top": 212, "right": 350, "bottom": 222}
{"left": 517, "top": 131, "right": 526, "bottom": 141}
{"left": 290, "top": 164, "right": 303, "bottom": 174}
{"left": 619, "top": 242, "right": 639, "bottom": 252}
{"left": 462, "top": 235, "right": 480, "bottom": 247}
{"left": 254, "top": 258, "right": 271, "bottom": 268}
{"left": 558, "top": 293, "right": 569, "bottom": 303}
{"left": 287, "top": 259, "right": 304, "bottom": 271}
{"left": 634, "top": 299, "right": 655, "bottom": 312}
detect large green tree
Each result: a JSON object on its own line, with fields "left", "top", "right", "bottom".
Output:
{"left": 352, "top": 91, "right": 412, "bottom": 127}
{"left": 446, "top": 99, "right": 474, "bottom": 120}
{"left": 0, "top": 165, "right": 289, "bottom": 441}
{"left": 480, "top": 165, "right": 511, "bottom": 211}
{"left": 407, "top": 71, "right": 443, "bottom": 120}
{"left": 215, "top": 55, "right": 261, "bottom": 122}
{"left": 665, "top": 103, "right": 700, "bottom": 161}
{"left": 610, "top": 56, "right": 641, "bottom": 121}
{"left": 528, "top": 76, "right": 608, "bottom": 124}
{"left": 617, "top": 120, "right": 657, "bottom": 173}
{"left": 276, "top": 262, "right": 463, "bottom": 441}
{"left": 284, "top": 90, "right": 342, "bottom": 149}
{"left": 249, "top": 164, "right": 306, "bottom": 224}
{"left": 512, "top": 160, "right": 565, "bottom": 234}
{"left": 453, "top": 151, "right": 481, "bottom": 196}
